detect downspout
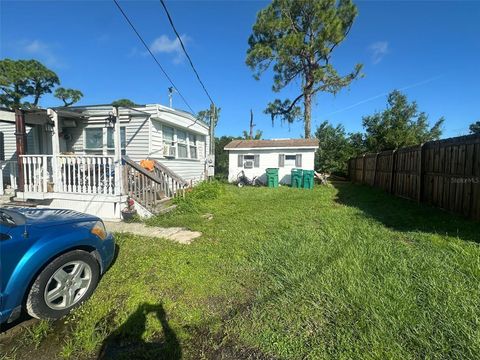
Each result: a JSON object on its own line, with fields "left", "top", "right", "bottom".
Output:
{"left": 14, "top": 109, "right": 27, "bottom": 192}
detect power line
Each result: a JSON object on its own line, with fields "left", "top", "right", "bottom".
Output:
{"left": 112, "top": 0, "right": 195, "bottom": 114}
{"left": 159, "top": 0, "right": 215, "bottom": 106}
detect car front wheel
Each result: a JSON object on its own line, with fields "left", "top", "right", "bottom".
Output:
{"left": 26, "top": 250, "right": 100, "bottom": 320}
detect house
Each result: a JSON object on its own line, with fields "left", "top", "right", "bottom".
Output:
{"left": 0, "top": 104, "right": 213, "bottom": 220}
{"left": 224, "top": 139, "right": 319, "bottom": 184}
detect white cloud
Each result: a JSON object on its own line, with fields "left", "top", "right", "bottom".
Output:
{"left": 22, "top": 40, "right": 63, "bottom": 67}
{"left": 149, "top": 34, "right": 190, "bottom": 64}
{"left": 369, "top": 41, "right": 389, "bottom": 64}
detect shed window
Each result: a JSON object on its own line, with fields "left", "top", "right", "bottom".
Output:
{"left": 239, "top": 154, "right": 259, "bottom": 168}
{"left": 285, "top": 155, "right": 296, "bottom": 166}
{"left": 280, "top": 154, "right": 302, "bottom": 167}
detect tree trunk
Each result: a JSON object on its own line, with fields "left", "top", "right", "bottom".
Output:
{"left": 303, "top": 90, "right": 312, "bottom": 139}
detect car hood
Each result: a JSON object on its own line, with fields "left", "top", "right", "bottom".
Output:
{"left": 8, "top": 208, "right": 99, "bottom": 228}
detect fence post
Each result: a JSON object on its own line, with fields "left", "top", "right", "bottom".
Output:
{"left": 417, "top": 144, "right": 424, "bottom": 202}
{"left": 362, "top": 154, "right": 366, "bottom": 184}
{"left": 373, "top": 153, "right": 379, "bottom": 187}
{"left": 348, "top": 158, "right": 351, "bottom": 181}
{"left": 389, "top": 149, "right": 397, "bottom": 194}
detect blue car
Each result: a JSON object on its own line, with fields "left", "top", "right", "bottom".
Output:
{"left": 0, "top": 207, "right": 115, "bottom": 324}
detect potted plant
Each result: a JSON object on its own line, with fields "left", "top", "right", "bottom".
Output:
{"left": 121, "top": 196, "right": 137, "bottom": 221}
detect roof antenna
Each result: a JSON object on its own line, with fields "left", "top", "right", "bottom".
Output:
{"left": 168, "top": 87, "right": 177, "bottom": 108}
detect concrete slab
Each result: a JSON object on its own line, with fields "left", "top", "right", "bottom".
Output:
{"left": 104, "top": 221, "right": 201, "bottom": 244}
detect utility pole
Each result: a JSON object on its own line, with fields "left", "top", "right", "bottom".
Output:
{"left": 207, "top": 103, "right": 217, "bottom": 179}
{"left": 249, "top": 109, "right": 255, "bottom": 139}
{"left": 209, "top": 103, "right": 216, "bottom": 156}
{"left": 168, "top": 87, "right": 176, "bottom": 108}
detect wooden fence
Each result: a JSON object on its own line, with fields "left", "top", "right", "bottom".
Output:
{"left": 348, "top": 134, "right": 480, "bottom": 221}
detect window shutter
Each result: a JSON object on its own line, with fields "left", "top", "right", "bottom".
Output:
{"left": 279, "top": 154, "right": 285, "bottom": 167}
{"left": 238, "top": 154, "right": 244, "bottom": 167}
{"left": 254, "top": 154, "right": 260, "bottom": 168}
{"left": 295, "top": 154, "right": 302, "bottom": 167}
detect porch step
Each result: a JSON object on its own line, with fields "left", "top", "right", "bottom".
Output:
{"left": 0, "top": 194, "right": 14, "bottom": 205}
{"left": 154, "top": 204, "right": 177, "bottom": 215}
{"left": 5, "top": 200, "right": 38, "bottom": 207}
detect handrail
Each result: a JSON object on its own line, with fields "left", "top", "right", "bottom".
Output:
{"left": 152, "top": 160, "right": 188, "bottom": 186}
{"left": 122, "top": 155, "right": 187, "bottom": 212}
{"left": 122, "top": 156, "right": 166, "bottom": 184}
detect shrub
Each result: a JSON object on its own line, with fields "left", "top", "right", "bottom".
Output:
{"left": 174, "top": 180, "right": 224, "bottom": 213}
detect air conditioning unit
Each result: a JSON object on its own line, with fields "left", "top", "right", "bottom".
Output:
{"left": 163, "top": 145, "right": 176, "bottom": 157}
{"left": 244, "top": 160, "right": 254, "bottom": 169}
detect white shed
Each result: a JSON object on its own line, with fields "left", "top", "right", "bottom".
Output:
{"left": 225, "top": 139, "right": 319, "bottom": 185}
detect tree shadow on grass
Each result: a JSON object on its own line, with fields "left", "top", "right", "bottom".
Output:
{"left": 98, "top": 303, "right": 181, "bottom": 360}
{"left": 333, "top": 182, "right": 480, "bottom": 244}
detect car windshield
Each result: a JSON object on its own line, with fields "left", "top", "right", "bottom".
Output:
{"left": 0, "top": 209, "right": 26, "bottom": 227}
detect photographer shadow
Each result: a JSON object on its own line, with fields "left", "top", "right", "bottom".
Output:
{"left": 98, "top": 303, "right": 181, "bottom": 360}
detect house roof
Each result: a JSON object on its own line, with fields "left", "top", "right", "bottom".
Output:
{"left": 224, "top": 138, "right": 319, "bottom": 150}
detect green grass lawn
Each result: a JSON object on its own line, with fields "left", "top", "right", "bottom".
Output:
{"left": 2, "top": 182, "right": 480, "bottom": 359}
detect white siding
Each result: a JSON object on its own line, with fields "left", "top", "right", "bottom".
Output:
{"left": 158, "top": 158, "right": 205, "bottom": 183}
{"left": 150, "top": 119, "right": 164, "bottom": 158}
{"left": 0, "top": 121, "right": 17, "bottom": 161}
{"left": 124, "top": 115, "right": 150, "bottom": 161}
{"left": 227, "top": 148, "right": 317, "bottom": 184}
{"left": 0, "top": 121, "right": 40, "bottom": 161}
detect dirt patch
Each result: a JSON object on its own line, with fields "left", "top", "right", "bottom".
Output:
{"left": 0, "top": 316, "right": 72, "bottom": 360}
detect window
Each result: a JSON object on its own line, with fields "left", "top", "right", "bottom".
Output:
{"left": 177, "top": 130, "right": 188, "bottom": 158}
{"left": 285, "top": 155, "right": 296, "bottom": 166}
{"left": 163, "top": 126, "right": 176, "bottom": 157}
{"left": 238, "top": 154, "right": 259, "bottom": 168}
{"left": 85, "top": 128, "right": 103, "bottom": 150}
{"left": 189, "top": 133, "right": 197, "bottom": 159}
{"left": 107, "top": 127, "right": 126, "bottom": 149}
{"left": 163, "top": 126, "right": 174, "bottom": 144}
{"left": 279, "top": 154, "right": 302, "bottom": 167}
{"left": 162, "top": 126, "right": 200, "bottom": 159}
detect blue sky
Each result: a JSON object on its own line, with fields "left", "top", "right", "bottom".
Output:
{"left": 1, "top": 0, "right": 479, "bottom": 139}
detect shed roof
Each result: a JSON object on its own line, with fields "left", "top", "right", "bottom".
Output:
{"left": 224, "top": 138, "right": 319, "bottom": 150}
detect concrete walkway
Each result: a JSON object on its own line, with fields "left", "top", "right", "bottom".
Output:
{"left": 104, "top": 221, "right": 201, "bottom": 244}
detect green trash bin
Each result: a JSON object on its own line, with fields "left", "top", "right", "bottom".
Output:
{"left": 291, "top": 168, "right": 303, "bottom": 188}
{"left": 266, "top": 168, "right": 279, "bottom": 188}
{"left": 302, "top": 170, "right": 315, "bottom": 189}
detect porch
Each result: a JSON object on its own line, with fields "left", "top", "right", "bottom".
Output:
{"left": 1, "top": 106, "right": 189, "bottom": 219}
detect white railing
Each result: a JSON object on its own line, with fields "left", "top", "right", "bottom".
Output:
{"left": 18, "top": 155, "right": 119, "bottom": 196}
{"left": 56, "top": 155, "right": 117, "bottom": 195}
{"left": 1, "top": 160, "right": 18, "bottom": 195}
{"left": 20, "top": 155, "right": 53, "bottom": 193}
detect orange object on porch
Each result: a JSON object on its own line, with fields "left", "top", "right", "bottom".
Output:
{"left": 140, "top": 159, "right": 155, "bottom": 172}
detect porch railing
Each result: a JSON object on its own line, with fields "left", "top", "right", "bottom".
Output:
{"left": 0, "top": 160, "right": 19, "bottom": 195}
{"left": 56, "top": 155, "right": 117, "bottom": 195}
{"left": 122, "top": 156, "right": 188, "bottom": 212}
{"left": 18, "top": 155, "right": 119, "bottom": 195}
{"left": 152, "top": 159, "right": 189, "bottom": 198}
{"left": 20, "top": 155, "right": 53, "bottom": 193}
